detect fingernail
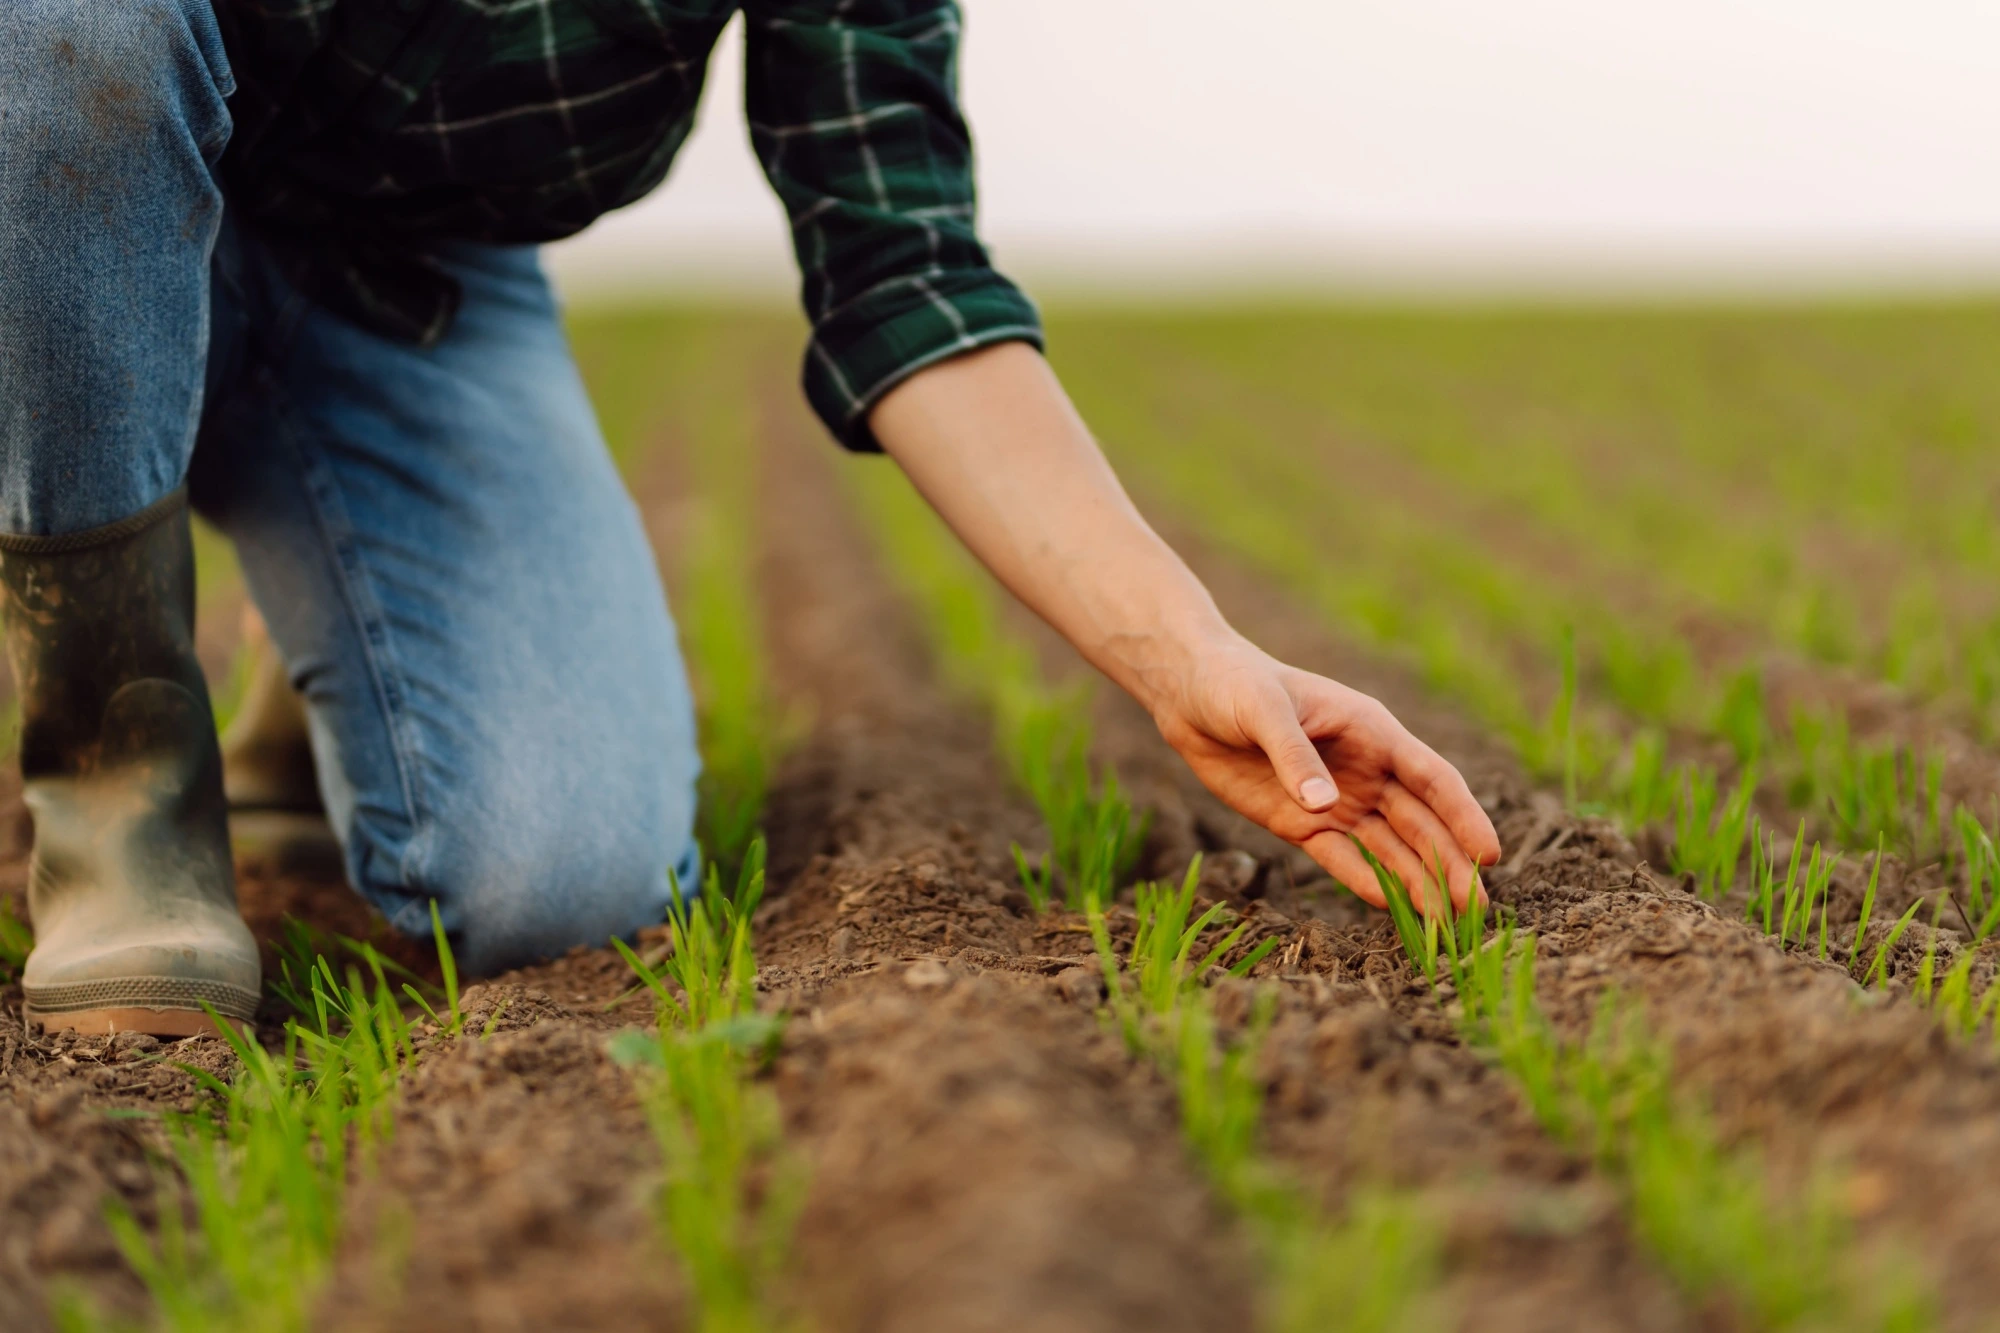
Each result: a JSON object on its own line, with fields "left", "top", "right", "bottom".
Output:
{"left": 1300, "top": 777, "right": 1338, "bottom": 809}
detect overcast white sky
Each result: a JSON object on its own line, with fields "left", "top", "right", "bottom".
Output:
{"left": 549, "top": 1, "right": 2000, "bottom": 298}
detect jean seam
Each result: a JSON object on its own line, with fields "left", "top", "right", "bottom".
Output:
{"left": 264, "top": 376, "right": 440, "bottom": 911}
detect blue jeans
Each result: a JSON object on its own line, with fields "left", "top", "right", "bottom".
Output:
{"left": 0, "top": 0, "right": 702, "bottom": 975}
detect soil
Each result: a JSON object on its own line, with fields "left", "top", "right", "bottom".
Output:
{"left": 4, "top": 364, "right": 2000, "bottom": 1332}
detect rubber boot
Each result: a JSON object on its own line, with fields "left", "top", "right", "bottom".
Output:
{"left": 0, "top": 489, "right": 261, "bottom": 1037}
{"left": 220, "top": 613, "right": 339, "bottom": 869}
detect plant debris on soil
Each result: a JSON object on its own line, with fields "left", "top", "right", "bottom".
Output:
{"left": 5, "top": 369, "right": 2000, "bottom": 1332}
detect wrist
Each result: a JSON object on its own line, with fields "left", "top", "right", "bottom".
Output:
{"left": 1101, "top": 604, "right": 1251, "bottom": 720}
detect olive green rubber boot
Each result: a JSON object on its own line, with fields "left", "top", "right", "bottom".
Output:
{"left": 0, "top": 489, "right": 260, "bottom": 1037}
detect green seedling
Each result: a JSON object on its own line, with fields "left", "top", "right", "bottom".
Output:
{"left": 612, "top": 836, "right": 799, "bottom": 1333}
{"left": 1952, "top": 806, "right": 2000, "bottom": 942}
{"left": 1354, "top": 839, "right": 1511, "bottom": 1019}
{"left": 1848, "top": 838, "right": 1885, "bottom": 980}
{"left": 400, "top": 900, "right": 463, "bottom": 1037}
{"left": 1358, "top": 849, "right": 1934, "bottom": 1327}
{"left": 1087, "top": 855, "right": 1278, "bottom": 1055}
{"left": 1791, "top": 708, "right": 1950, "bottom": 864}
{"left": 1605, "top": 728, "right": 1677, "bottom": 832}
{"left": 853, "top": 463, "right": 1147, "bottom": 913}
{"left": 1864, "top": 900, "right": 1926, "bottom": 989}
{"left": 1713, "top": 667, "right": 1770, "bottom": 769}
{"left": 1670, "top": 766, "right": 1757, "bottom": 901}
{"left": 1008, "top": 701, "right": 1149, "bottom": 911}
{"left": 1084, "top": 855, "right": 1444, "bottom": 1332}
{"left": 616, "top": 839, "right": 767, "bottom": 1033}
{"left": 1924, "top": 946, "right": 1999, "bottom": 1042}
{"left": 267, "top": 916, "right": 442, "bottom": 1023}
{"left": 1744, "top": 821, "right": 1841, "bottom": 952}
{"left": 1910, "top": 901, "right": 1946, "bottom": 1004}
{"left": 95, "top": 937, "right": 439, "bottom": 1333}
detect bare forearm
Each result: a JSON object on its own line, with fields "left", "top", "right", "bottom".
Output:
{"left": 867, "top": 340, "right": 1501, "bottom": 906}
{"left": 867, "top": 342, "right": 1235, "bottom": 714}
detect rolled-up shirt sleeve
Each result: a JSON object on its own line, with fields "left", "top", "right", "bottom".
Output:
{"left": 744, "top": 0, "right": 1043, "bottom": 451}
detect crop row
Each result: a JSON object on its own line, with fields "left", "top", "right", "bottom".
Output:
{"left": 55, "top": 912, "right": 463, "bottom": 1331}
{"left": 1085, "top": 863, "right": 1447, "bottom": 1331}
{"left": 589, "top": 315, "right": 799, "bottom": 1327}
{"left": 845, "top": 458, "right": 1145, "bottom": 909}
{"left": 1366, "top": 854, "right": 1936, "bottom": 1328}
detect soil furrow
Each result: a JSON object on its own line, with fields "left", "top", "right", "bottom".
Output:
{"left": 748, "top": 388, "right": 1253, "bottom": 1332}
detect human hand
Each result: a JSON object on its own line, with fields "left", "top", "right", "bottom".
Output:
{"left": 1149, "top": 636, "right": 1501, "bottom": 912}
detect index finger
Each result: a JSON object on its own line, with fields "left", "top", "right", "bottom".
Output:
{"left": 1390, "top": 734, "right": 1501, "bottom": 867}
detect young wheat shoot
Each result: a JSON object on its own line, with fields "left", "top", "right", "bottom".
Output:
{"left": 610, "top": 839, "right": 800, "bottom": 1333}
{"left": 1084, "top": 843, "right": 1444, "bottom": 1332}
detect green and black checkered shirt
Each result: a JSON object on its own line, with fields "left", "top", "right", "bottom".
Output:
{"left": 216, "top": 0, "right": 1041, "bottom": 449}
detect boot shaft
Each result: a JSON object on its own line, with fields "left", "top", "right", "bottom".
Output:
{"left": 0, "top": 489, "right": 211, "bottom": 781}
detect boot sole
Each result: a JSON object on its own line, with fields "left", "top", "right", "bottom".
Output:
{"left": 25, "top": 1005, "right": 251, "bottom": 1039}
{"left": 23, "top": 977, "right": 260, "bottom": 1039}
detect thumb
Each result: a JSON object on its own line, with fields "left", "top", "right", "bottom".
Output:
{"left": 1248, "top": 689, "right": 1339, "bottom": 813}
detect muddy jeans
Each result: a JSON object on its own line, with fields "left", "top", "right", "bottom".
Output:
{"left": 0, "top": 0, "right": 702, "bottom": 974}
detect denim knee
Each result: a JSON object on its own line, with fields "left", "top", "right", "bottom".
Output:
{"left": 1, "top": 0, "right": 231, "bottom": 151}
{"left": 349, "top": 761, "right": 700, "bottom": 980}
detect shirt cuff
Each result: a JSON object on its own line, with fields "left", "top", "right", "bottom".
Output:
{"left": 802, "top": 270, "right": 1045, "bottom": 452}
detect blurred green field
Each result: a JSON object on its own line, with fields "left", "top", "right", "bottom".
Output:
{"left": 1044, "top": 303, "right": 2000, "bottom": 882}
{"left": 574, "top": 299, "right": 2000, "bottom": 884}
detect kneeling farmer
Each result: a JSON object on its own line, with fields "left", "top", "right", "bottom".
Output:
{"left": 0, "top": 0, "right": 1500, "bottom": 1036}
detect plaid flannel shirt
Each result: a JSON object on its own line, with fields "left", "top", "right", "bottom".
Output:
{"left": 215, "top": 0, "right": 1041, "bottom": 448}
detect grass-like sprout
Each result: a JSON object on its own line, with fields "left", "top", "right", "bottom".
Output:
{"left": 1083, "top": 854, "right": 1443, "bottom": 1331}
{"left": 1952, "top": 807, "right": 2000, "bottom": 943}
{"left": 611, "top": 838, "right": 801, "bottom": 1333}
{"left": 1086, "top": 855, "right": 1278, "bottom": 1056}
{"left": 1005, "top": 692, "right": 1149, "bottom": 912}
{"left": 1923, "top": 946, "right": 2000, "bottom": 1046}
{"left": 1863, "top": 900, "right": 1926, "bottom": 990}
{"left": 79, "top": 941, "right": 439, "bottom": 1332}
{"left": 1788, "top": 710, "right": 1950, "bottom": 865}
{"left": 1669, "top": 766, "right": 1758, "bottom": 901}
{"left": 398, "top": 901, "right": 463, "bottom": 1038}
{"left": 1744, "top": 820, "right": 1841, "bottom": 954}
{"left": 851, "top": 463, "right": 1145, "bottom": 913}
{"left": 1359, "top": 852, "right": 1936, "bottom": 1329}
{"left": 1353, "top": 840, "right": 1520, "bottom": 1037}
{"left": 265, "top": 916, "right": 439, "bottom": 1024}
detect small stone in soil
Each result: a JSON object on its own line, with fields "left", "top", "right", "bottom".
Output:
{"left": 1201, "top": 849, "right": 1261, "bottom": 898}
{"left": 1054, "top": 967, "right": 1103, "bottom": 1008}
{"left": 903, "top": 959, "right": 951, "bottom": 990}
